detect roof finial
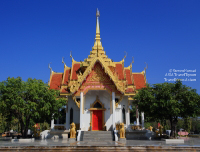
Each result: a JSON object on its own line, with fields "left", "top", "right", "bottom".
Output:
{"left": 70, "top": 51, "right": 74, "bottom": 61}
{"left": 96, "top": 8, "right": 100, "bottom": 38}
{"left": 144, "top": 62, "right": 148, "bottom": 75}
{"left": 123, "top": 51, "right": 127, "bottom": 60}
{"left": 48, "top": 62, "right": 52, "bottom": 75}
{"left": 96, "top": 8, "right": 100, "bottom": 17}
{"left": 132, "top": 57, "right": 134, "bottom": 64}
{"left": 144, "top": 62, "right": 148, "bottom": 84}
{"left": 62, "top": 57, "right": 66, "bottom": 66}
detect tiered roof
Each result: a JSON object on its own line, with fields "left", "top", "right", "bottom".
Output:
{"left": 49, "top": 9, "right": 146, "bottom": 97}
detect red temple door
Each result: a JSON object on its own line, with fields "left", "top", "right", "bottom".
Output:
{"left": 92, "top": 110, "right": 102, "bottom": 130}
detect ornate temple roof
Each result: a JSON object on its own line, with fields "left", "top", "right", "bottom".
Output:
{"left": 49, "top": 9, "right": 146, "bottom": 97}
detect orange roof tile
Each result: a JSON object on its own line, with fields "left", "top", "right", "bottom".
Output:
{"left": 108, "top": 66, "right": 115, "bottom": 74}
{"left": 116, "top": 64, "right": 124, "bottom": 80}
{"left": 63, "top": 69, "right": 71, "bottom": 85}
{"left": 50, "top": 73, "right": 63, "bottom": 90}
{"left": 132, "top": 74, "right": 146, "bottom": 89}
{"left": 125, "top": 69, "right": 132, "bottom": 85}
{"left": 71, "top": 64, "right": 80, "bottom": 80}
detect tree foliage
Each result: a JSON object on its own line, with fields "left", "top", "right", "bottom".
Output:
{"left": 0, "top": 77, "right": 66, "bottom": 137}
{"left": 134, "top": 81, "right": 200, "bottom": 137}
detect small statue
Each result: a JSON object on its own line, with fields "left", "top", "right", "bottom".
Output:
{"left": 135, "top": 126, "right": 139, "bottom": 130}
{"left": 88, "top": 123, "right": 92, "bottom": 131}
{"left": 70, "top": 122, "right": 76, "bottom": 138}
{"left": 155, "top": 130, "right": 159, "bottom": 137}
{"left": 149, "top": 126, "right": 153, "bottom": 132}
{"left": 159, "top": 125, "right": 163, "bottom": 136}
{"left": 119, "top": 123, "right": 125, "bottom": 138}
{"left": 116, "top": 124, "right": 119, "bottom": 130}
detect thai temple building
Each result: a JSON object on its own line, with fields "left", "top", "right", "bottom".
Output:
{"left": 48, "top": 9, "right": 146, "bottom": 134}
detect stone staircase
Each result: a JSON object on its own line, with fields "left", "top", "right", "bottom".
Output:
{"left": 80, "top": 131, "right": 113, "bottom": 141}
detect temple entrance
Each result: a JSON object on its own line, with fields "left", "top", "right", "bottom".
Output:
{"left": 92, "top": 110, "right": 102, "bottom": 130}
{"left": 89, "top": 96, "right": 105, "bottom": 131}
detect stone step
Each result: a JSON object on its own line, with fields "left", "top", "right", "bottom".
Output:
{"left": 83, "top": 136, "right": 112, "bottom": 139}
{"left": 82, "top": 131, "right": 112, "bottom": 132}
{"left": 82, "top": 133, "right": 112, "bottom": 135}
{"left": 83, "top": 136, "right": 112, "bottom": 138}
{"left": 82, "top": 132, "right": 112, "bottom": 134}
{"left": 82, "top": 139, "right": 113, "bottom": 142}
{"left": 82, "top": 138, "right": 113, "bottom": 141}
{"left": 82, "top": 137, "right": 113, "bottom": 140}
{"left": 83, "top": 133, "right": 112, "bottom": 135}
{"left": 80, "top": 131, "right": 114, "bottom": 141}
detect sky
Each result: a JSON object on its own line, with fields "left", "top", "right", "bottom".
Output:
{"left": 0, "top": 0, "right": 199, "bottom": 93}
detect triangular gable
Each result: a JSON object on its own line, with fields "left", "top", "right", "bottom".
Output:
{"left": 69, "top": 57, "right": 125, "bottom": 94}
{"left": 74, "top": 62, "right": 122, "bottom": 96}
{"left": 86, "top": 63, "right": 113, "bottom": 83}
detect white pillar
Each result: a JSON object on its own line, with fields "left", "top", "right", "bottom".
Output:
{"left": 65, "top": 98, "right": 68, "bottom": 130}
{"left": 51, "top": 114, "right": 54, "bottom": 129}
{"left": 80, "top": 92, "right": 83, "bottom": 130}
{"left": 126, "top": 107, "right": 130, "bottom": 126}
{"left": 136, "top": 107, "right": 139, "bottom": 125}
{"left": 112, "top": 92, "right": 115, "bottom": 130}
{"left": 141, "top": 112, "right": 144, "bottom": 129}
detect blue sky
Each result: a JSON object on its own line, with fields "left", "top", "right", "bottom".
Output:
{"left": 0, "top": 0, "right": 199, "bottom": 93}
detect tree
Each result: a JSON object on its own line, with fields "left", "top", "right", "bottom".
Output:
{"left": 134, "top": 81, "right": 200, "bottom": 137}
{"left": 130, "top": 105, "right": 136, "bottom": 124}
{"left": 0, "top": 77, "right": 66, "bottom": 137}
{"left": 184, "top": 117, "right": 191, "bottom": 133}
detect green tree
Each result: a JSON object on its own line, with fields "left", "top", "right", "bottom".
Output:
{"left": 176, "top": 118, "right": 184, "bottom": 132}
{"left": 0, "top": 77, "right": 66, "bottom": 137}
{"left": 191, "top": 117, "right": 200, "bottom": 134}
{"left": 184, "top": 117, "right": 191, "bottom": 133}
{"left": 134, "top": 81, "right": 200, "bottom": 137}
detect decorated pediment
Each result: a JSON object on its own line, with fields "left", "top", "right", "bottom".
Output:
{"left": 86, "top": 62, "right": 114, "bottom": 83}
{"left": 69, "top": 57, "right": 125, "bottom": 95}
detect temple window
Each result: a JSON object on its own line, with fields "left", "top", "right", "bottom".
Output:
{"left": 122, "top": 108, "right": 126, "bottom": 124}
{"left": 94, "top": 102, "right": 102, "bottom": 108}
{"left": 59, "top": 108, "right": 66, "bottom": 124}
{"left": 115, "top": 98, "right": 119, "bottom": 104}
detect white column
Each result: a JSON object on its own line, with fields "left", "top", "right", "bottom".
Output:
{"left": 51, "top": 114, "right": 54, "bottom": 129}
{"left": 112, "top": 92, "right": 115, "bottom": 130}
{"left": 65, "top": 103, "right": 68, "bottom": 130}
{"left": 136, "top": 107, "right": 139, "bottom": 125}
{"left": 80, "top": 92, "right": 83, "bottom": 130}
{"left": 126, "top": 107, "right": 130, "bottom": 126}
{"left": 141, "top": 112, "right": 144, "bottom": 129}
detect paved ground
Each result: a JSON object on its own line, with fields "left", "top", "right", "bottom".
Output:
{"left": 0, "top": 137, "right": 200, "bottom": 147}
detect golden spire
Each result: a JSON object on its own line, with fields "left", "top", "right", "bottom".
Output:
{"left": 86, "top": 9, "right": 111, "bottom": 63}
{"left": 92, "top": 8, "right": 104, "bottom": 55}
{"left": 96, "top": 8, "right": 100, "bottom": 40}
